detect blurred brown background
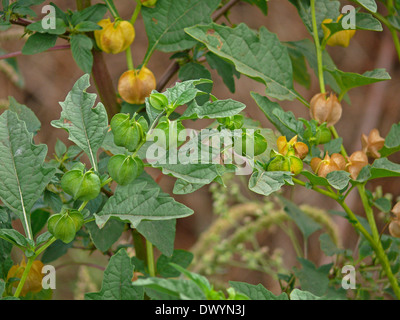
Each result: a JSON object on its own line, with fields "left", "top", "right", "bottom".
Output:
{"left": 1, "top": 0, "right": 400, "bottom": 298}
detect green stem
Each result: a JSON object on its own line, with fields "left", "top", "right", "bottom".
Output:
{"left": 78, "top": 200, "right": 89, "bottom": 212}
{"left": 310, "top": 0, "right": 326, "bottom": 94}
{"left": 330, "top": 126, "right": 348, "bottom": 158}
{"left": 35, "top": 237, "right": 57, "bottom": 258}
{"left": 132, "top": 229, "right": 146, "bottom": 261}
{"left": 130, "top": 1, "right": 142, "bottom": 25}
{"left": 125, "top": 46, "right": 134, "bottom": 71}
{"left": 146, "top": 240, "right": 156, "bottom": 277}
{"left": 101, "top": 177, "right": 113, "bottom": 188}
{"left": 14, "top": 256, "right": 34, "bottom": 298}
{"left": 104, "top": 0, "right": 120, "bottom": 19}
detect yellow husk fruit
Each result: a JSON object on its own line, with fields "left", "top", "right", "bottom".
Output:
{"left": 95, "top": 19, "right": 135, "bottom": 54}
{"left": 118, "top": 67, "right": 156, "bottom": 104}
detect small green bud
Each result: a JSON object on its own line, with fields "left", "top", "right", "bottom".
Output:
{"left": 149, "top": 93, "right": 168, "bottom": 111}
{"left": 47, "top": 209, "right": 84, "bottom": 244}
{"left": 110, "top": 113, "right": 147, "bottom": 152}
{"left": 61, "top": 167, "right": 101, "bottom": 201}
{"left": 107, "top": 154, "right": 144, "bottom": 185}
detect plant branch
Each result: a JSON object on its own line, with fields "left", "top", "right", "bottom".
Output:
{"left": 0, "top": 44, "right": 71, "bottom": 60}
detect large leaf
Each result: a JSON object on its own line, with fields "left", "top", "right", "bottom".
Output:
{"left": 327, "top": 68, "right": 390, "bottom": 96}
{"left": 51, "top": 74, "right": 108, "bottom": 172}
{"left": 86, "top": 219, "right": 125, "bottom": 252}
{"left": 248, "top": 170, "right": 294, "bottom": 197}
{"left": 180, "top": 99, "right": 246, "bottom": 120}
{"left": 289, "top": 0, "right": 340, "bottom": 38}
{"left": 0, "top": 208, "right": 13, "bottom": 279}
{"left": 280, "top": 197, "right": 322, "bottom": 240}
{"left": 0, "top": 111, "right": 55, "bottom": 240}
{"left": 142, "top": 0, "right": 221, "bottom": 61}
{"left": 94, "top": 175, "right": 193, "bottom": 228}
{"left": 8, "top": 97, "right": 41, "bottom": 134}
{"left": 185, "top": 23, "right": 299, "bottom": 101}
{"left": 85, "top": 249, "right": 144, "bottom": 300}
{"left": 70, "top": 34, "right": 93, "bottom": 74}
{"left": 229, "top": 281, "right": 288, "bottom": 300}
{"left": 251, "top": 92, "right": 304, "bottom": 140}
{"left": 379, "top": 123, "right": 400, "bottom": 157}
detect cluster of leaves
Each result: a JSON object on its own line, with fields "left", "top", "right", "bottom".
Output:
{"left": 1, "top": 0, "right": 400, "bottom": 301}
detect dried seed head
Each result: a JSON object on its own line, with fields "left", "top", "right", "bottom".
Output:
{"left": 310, "top": 152, "right": 346, "bottom": 178}
{"left": 361, "top": 128, "right": 385, "bottom": 159}
{"left": 118, "top": 67, "right": 156, "bottom": 104}
{"left": 346, "top": 151, "right": 368, "bottom": 180}
{"left": 310, "top": 93, "right": 342, "bottom": 127}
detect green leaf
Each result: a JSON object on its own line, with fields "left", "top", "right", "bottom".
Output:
{"left": 178, "top": 62, "right": 212, "bottom": 105}
{"left": 289, "top": 0, "right": 340, "bottom": 38}
{"left": 249, "top": 170, "right": 294, "bottom": 197}
{"left": 355, "top": 12, "right": 382, "bottom": 31}
{"left": 358, "top": 158, "right": 400, "bottom": 182}
{"left": 26, "top": 18, "right": 67, "bottom": 35}
{"left": 8, "top": 97, "right": 41, "bottom": 134}
{"left": 157, "top": 249, "right": 194, "bottom": 278}
{"left": 353, "top": 0, "right": 377, "bottom": 13}
{"left": 319, "top": 233, "right": 343, "bottom": 256}
{"left": 251, "top": 92, "right": 303, "bottom": 140}
{"left": 70, "top": 34, "right": 93, "bottom": 73}
{"left": 173, "top": 179, "right": 205, "bottom": 195}
{"left": 180, "top": 99, "right": 246, "bottom": 120}
{"left": 30, "top": 208, "right": 50, "bottom": 236}
{"left": 324, "top": 138, "right": 342, "bottom": 155}
{"left": 379, "top": 123, "right": 400, "bottom": 157}
{"left": 0, "top": 111, "right": 55, "bottom": 240}
{"left": 22, "top": 32, "right": 57, "bottom": 55}
{"left": 285, "top": 39, "right": 347, "bottom": 100}
{"left": 94, "top": 175, "right": 193, "bottom": 228}
{"left": 76, "top": 3, "right": 107, "bottom": 23}
{"left": 229, "top": 281, "right": 288, "bottom": 300}
{"left": 133, "top": 277, "right": 206, "bottom": 300}
{"left": 290, "top": 288, "right": 321, "bottom": 300}
{"left": 327, "top": 68, "right": 390, "bottom": 96}
{"left": 0, "top": 229, "right": 30, "bottom": 249}
{"left": 185, "top": 23, "right": 299, "bottom": 101}
{"left": 85, "top": 249, "right": 144, "bottom": 300}
{"left": 301, "top": 170, "right": 330, "bottom": 188}
{"left": 41, "top": 240, "right": 73, "bottom": 263}
{"left": 86, "top": 220, "right": 125, "bottom": 252}
{"left": 280, "top": 197, "right": 321, "bottom": 240}
{"left": 142, "top": 0, "right": 221, "bottom": 61}
{"left": 374, "top": 197, "right": 392, "bottom": 213}
{"left": 0, "top": 208, "right": 13, "bottom": 279}
{"left": 51, "top": 74, "right": 108, "bottom": 172}
{"left": 326, "top": 170, "right": 350, "bottom": 190}
{"left": 205, "top": 52, "right": 239, "bottom": 93}
{"left": 287, "top": 46, "right": 311, "bottom": 89}
{"left": 293, "top": 258, "right": 332, "bottom": 297}
{"left": 136, "top": 219, "right": 176, "bottom": 257}
{"left": 241, "top": 0, "right": 268, "bottom": 15}
{"left": 74, "top": 21, "right": 102, "bottom": 32}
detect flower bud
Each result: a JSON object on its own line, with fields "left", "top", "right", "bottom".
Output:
{"left": 310, "top": 152, "right": 346, "bottom": 178}
{"left": 149, "top": 93, "right": 168, "bottom": 111}
{"left": 322, "top": 15, "right": 356, "bottom": 48}
{"left": 118, "top": 67, "right": 156, "bottom": 105}
{"left": 141, "top": 0, "right": 158, "bottom": 7}
{"left": 7, "top": 258, "right": 44, "bottom": 297}
{"left": 61, "top": 166, "right": 101, "bottom": 201}
{"left": 108, "top": 154, "right": 144, "bottom": 185}
{"left": 110, "top": 113, "right": 148, "bottom": 152}
{"left": 361, "top": 128, "right": 385, "bottom": 159}
{"left": 346, "top": 151, "right": 368, "bottom": 180}
{"left": 310, "top": 93, "right": 342, "bottom": 127}
{"left": 95, "top": 19, "right": 135, "bottom": 54}
{"left": 47, "top": 209, "right": 84, "bottom": 244}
